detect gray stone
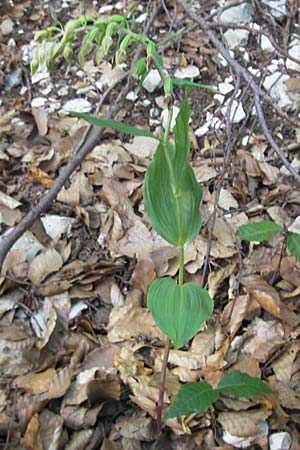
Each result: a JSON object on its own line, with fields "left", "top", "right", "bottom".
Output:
{"left": 219, "top": 4, "right": 252, "bottom": 24}
{"left": 61, "top": 98, "right": 92, "bottom": 115}
{"left": 5, "top": 68, "right": 22, "bottom": 90}
{"left": 269, "top": 432, "right": 291, "bottom": 450}
{"left": 263, "top": 72, "right": 292, "bottom": 108}
{"left": 287, "top": 38, "right": 300, "bottom": 72}
{"left": 174, "top": 65, "right": 200, "bottom": 79}
{"left": 142, "top": 69, "right": 163, "bottom": 93}
{"left": 223, "top": 29, "right": 249, "bottom": 50}
{"left": 261, "top": 0, "right": 287, "bottom": 20}
{"left": 221, "top": 100, "right": 246, "bottom": 124}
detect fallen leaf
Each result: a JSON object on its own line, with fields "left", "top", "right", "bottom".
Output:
{"left": 26, "top": 166, "right": 53, "bottom": 188}
{"left": 28, "top": 249, "right": 63, "bottom": 284}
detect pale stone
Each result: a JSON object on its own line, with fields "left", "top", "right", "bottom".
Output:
{"left": 223, "top": 29, "right": 249, "bottom": 50}
{"left": 174, "top": 65, "right": 200, "bottom": 79}
{"left": 61, "top": 98, "right": 92, "bottom": 115}
{"left": 219, "top": 4, "right": 252, "bottom": 23}
{"left": 269, "top": 432, "right": 292, "bottom": 450}
{"left": 142, "top": 70, "right": 163, "bottom": 93}
{"left": 287, "top": 39, "right": 300, "bottom": 72}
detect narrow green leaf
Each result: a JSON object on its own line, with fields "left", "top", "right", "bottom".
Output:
{"left": 164, "top": 382, "right": 218, "bottom": 420}
{"left": 218, "top": 370, "right": 273, "bottom": 398}
{"left": 147, "top": 278, "right": 214, "bottom": 349}
{"left": 172, "top": 78, "right": 219, "bottom": 93}
{"left": 69, "top": 112, "right": 156, "bottom": 138}
{"left": 287, "top": 232, "right": 300, "bottom": 262}
{"left": 236, "top": 221, "right": 283, "bottom": 242}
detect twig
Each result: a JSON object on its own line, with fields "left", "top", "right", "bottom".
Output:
{"left": 178, "top": 0, "right": 300, "bottom": 186}
{"left": 0, "top": 3, "right": 162, "bottom": 272}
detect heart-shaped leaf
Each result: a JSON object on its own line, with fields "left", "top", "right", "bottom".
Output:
{"left": 218, "top": 370, "right": 273, "bottom": 398}
{"left": 236, "top": 221, "right": 283, "bottom": 242}
{"left": 287, "top": 232, "right": 300, "bottom": 262}
{"left": 147, "top": 278, "right": 213, "bottom": 349}
{"left": 164, "top": 381, "right": 218, "bottom": 420}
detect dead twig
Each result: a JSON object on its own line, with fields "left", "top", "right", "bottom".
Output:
{"left": 178, "top": 0, "right": 300, "bottom": 186}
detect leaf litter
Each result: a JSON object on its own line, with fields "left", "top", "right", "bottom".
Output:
{"left": 1, "top": 0, "right": 300, "bottom": 448}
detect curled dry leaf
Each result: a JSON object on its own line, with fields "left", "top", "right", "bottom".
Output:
{"left": 31, "top": 297, "right": 57, "bottom": 349}
{"left": 28, "top": 248, "right": 63, "bottom": 284}
{"left": 21, "top": 413, "right": 43, "bottom": 450}
{"left": 32, "top": 107, "right": 48, "bottom": 136}
{"left": 46, "top": 367, "right": 72, "bottom": 400}
{"left": 222, "top": 295, "right": 250, "bottom": 337}
{"left": 14, "top": 368, "right": 57, "bottom": 395}
{"left": 107, "top": 304, "right": 165, "bottom": 343}
{"left": 241, "top": 275, "right": 282, "bottom": 318}
{"left": 64, "top": 429, "right": 93, "bottom": 450}
{"left": 218, "top": 408, "right": 271, "bottom": 438}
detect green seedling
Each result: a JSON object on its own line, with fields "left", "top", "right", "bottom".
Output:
{"left": 237, "top": 220, "right": 300, "bottom": 262}
{"left": 32, "top": 11, "right": 272, "bottom": 432}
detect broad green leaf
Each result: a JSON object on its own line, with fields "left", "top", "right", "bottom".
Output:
{"left": 287, "top": 232, "right": 300, "bottom": 262}
{"left": 236, "top": 221, "right": 283, "bottom": 242}
{"left": 163, "top": 382, "right": 218, "bottom": 420}
{"left": 69, "top": 112, "right": 156, "bottom": 138}
{"left": 144, "top": 143, "right": 202, "bottom": 245}
{"left": 147, "top": 278, "right": 214, "bottom": 349}
{"left": 143, "top": 100, "right": 202, "bottom": 246}
{"left": 218, "top": 370, "right": 273, "bottom": 398}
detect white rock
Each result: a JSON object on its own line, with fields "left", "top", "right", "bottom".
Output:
{"left": 263, "top": 72, "right": 292, "bottom": 108}
{"left": 31, "top": 97, "right": 47, "bottom": 108}
{"left": 269, "top": 432, "right": 292, "bottom": 450}
{"left": 218, "top": 82, "right": 234, "bottom": 95}
{"left": 219, "top": 3, "right": 252, "bottom": 23}
{"left": 61, "top": 98, "right": 92, "bottom": 115}
{"left": 136, "top": 13, "right": 147, "bottom": 23}
{"left": 161, "top": 106, "right": 180, "bottom": 131}
{"left": 214, "top": 94, "right": 225, "bottom": 104}
{"left": 143, "top": 99, "right": 151, "bottom": 107}
{"left": 142, "top": 69, "right": 163, "bottom": 93}
{"left": 174, "top": 65, "right": 200, "bottom": 79}
{"left": 243, "top": 51, "right": 250, "bottom": 63}
{"left": 287, "top": 38, "right": 300, "bottom": 72}
{"left": 248, "top": 67, "right": 261, "bottom": 77}
{"left": 221, "top": 99, "right": 246, "bottom": 124}
{"left": 261, "top": 0, "right": 287, "bottom": 20}
{"left": 268, "top": 62, "right": 279, "bottom": 74}
{"left": 223, "top": 29, "right": 249, "bottom": 50}
{"left": 57, "top": 85, "right": 69, "bottom": 96}
{"left": 195, "top": 123, "right": 210, "bottom": 137}
{"left": 31, "top": 66, "right": 50, "bottom": 84}
{"left": 99, "top": 4, "right": 113, "bottom": 13}
{"left": 76, "top": 85, "right": 96, "bottom": 95}
{"left": 126, "top": 91, "right": 138, "bottom": 101}
{"left": 261, "top": 35, "right": 274, "bottom": 52}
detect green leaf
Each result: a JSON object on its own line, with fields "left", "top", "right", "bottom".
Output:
{"left": 69, "top": 112, "right": 156, "bottom": 138}
{"left": 218, "top": 370, "right": 273, "bottom": 398}
{"left": 172, "top": 78, "right": 219, "bottom": 93}
{"left": 164, "top": 382, "right": 218, "bottom": 420}
{"left": 143, "top": 100, "right": 202, "bottom": 246}
{"left": 287, "top": 232, "right": 300, "bottom": 262}
{"left": 147, "top": 278, "right": 214, "bottom": 349}
{"left": 236, "top": 221, "right": 283, "bottom": 242}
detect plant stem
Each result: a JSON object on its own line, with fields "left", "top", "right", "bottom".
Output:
{"left": 156, "top": 336, "right": 171, "bottom": 433}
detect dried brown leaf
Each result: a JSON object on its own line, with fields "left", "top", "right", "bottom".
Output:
{"left": 28, "top": 249, "right": 63, "bottom": 284}
{"left": 218, "top": 408, "right": 271, "bottom": 437}
{"left": 241, "top": 275, "right": 281, "bottom": 317}
{"left": 21, "top": 413, "right": 43, "bottom": 450}
{"left": 14, "top": 368, "right": 56, "bottom": 395}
